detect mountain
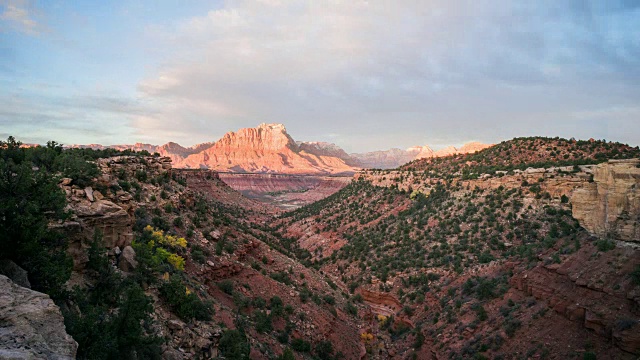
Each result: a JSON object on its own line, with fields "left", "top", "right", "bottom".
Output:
{"left": 69, "top": 123, "right": 491, "bottom": 173}
{"left": 350, "top": 142, "right": 492, "bottom": 169}
{"left": 175, "top": 123, "right": 356, "bottom": 174}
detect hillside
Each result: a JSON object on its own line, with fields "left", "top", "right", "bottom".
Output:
{"left": 275, "top": 138, "right": 640, "bottom": 359}
{"left": 0, "top": 138, "right": 366, "bottom": 359}
{"left": 400, "top": 136, "right": 640, "bottom": 177}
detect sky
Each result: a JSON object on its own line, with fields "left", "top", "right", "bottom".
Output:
{"left": 1, "top": 0, "right": 639, "bottom": 153}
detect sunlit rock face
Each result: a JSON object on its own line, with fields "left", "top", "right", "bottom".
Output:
{"left": 177, "top": 123, "right": 357, "bottom": 174}
{"left": 572, "top": 159, "right": 640, "bottom": 243}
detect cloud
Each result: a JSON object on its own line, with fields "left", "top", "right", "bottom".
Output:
{"left": 0, "top": 88, "right": 150, "bottom": 145}
{"left": 130, "top": 0, "right": 640, "bottom": 151}
{"left": 0, "top": 0, "right": 43, "bottom": 35}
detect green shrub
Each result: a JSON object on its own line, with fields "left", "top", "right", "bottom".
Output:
{"left": 314, "top": 340, "right": 334, "bottom": 360}
{"left": 219, "top": 329, "right": 250, "bottom": 359}
{"left": 291, "top": 338, "right": 312, "bottom": 352}
{"left": 218, "top": 280, "right": 234, "bottom": 295}
{"left": 596, "top": 239, "right": 615, "bottom": 252}
{"left": 160, "top": 275, "right": 213, "bottom": 321}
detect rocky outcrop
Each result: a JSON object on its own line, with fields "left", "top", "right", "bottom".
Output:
{"left": 510, "top": 240, "right": 640, "bottom": 355}
{"left": 572, "top": 159, "right": 640, "bottom": 243}
{"left": 178, "top": 123, "right": 356, "bottom": 174}
{"left": 0, "top": 259, "right": 31, "bottom": 289}
{"left": 118, "top": 245, "right": 138, "bottom": 272}
{"left": 0, "top": 275, "right": 78, "bottom": 359}
{"left": 59, "top": 156, "right": 174, "bottom": 270}
{"left": 358, "top": 289, "right": 403, "bottom": 317}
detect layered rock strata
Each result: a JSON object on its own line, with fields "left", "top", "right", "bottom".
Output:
{"left": 572, "top": 159, "right": 640, "bottom": 243}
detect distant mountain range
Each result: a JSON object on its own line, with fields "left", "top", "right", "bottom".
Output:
{"left": 70, "top": 123, "right": 491, "bottom": 174}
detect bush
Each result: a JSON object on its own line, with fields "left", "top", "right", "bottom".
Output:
{"left": 596, "top": 239, "right": 615, "bottom": 252}
{"left": 314, "top": 340, "right": 334, "bottom": 360}
{"left": 504, "top": 318, "right": 521, "bottom": 337}
{"left": 0, "top": 143, "right": 72, "bottom": 299}
{"left": 219, "top": 329, "right": 250, "bottom": 359}
{"left": 254, "top": 310, "right": 272, "bottom": 333}
{"left": 160, "top": 275, "right": 213, "bottom": 321}
{"left": 65, "top": 236, "right": 162, "bottom": 359}
{"left": 53, "top": 153, "right": 100, "bottom": 187}
{"left": 291, "top": 338, "right": 312, "bottom": 352}
{"left": 218, "top": 280, "right": 234, "bottom": 295}
{"left": 277, "top": 348, "right": 295, "bottom": 360}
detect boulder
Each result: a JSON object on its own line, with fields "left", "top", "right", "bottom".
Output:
{"left": 0, "top": 259, "right": 30, "bottom": 289}
{"left": 0, "top": 275, "right": 78, "bottom": 359}
{"left": 118, "top": 246, "right": 138, "bottom": 272}
{"left": 84, "top": 187, "right": 94, "bottom": 202}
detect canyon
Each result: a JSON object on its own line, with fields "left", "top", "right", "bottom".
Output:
{"left": 2, "top": 136, "right": 640, "bottom": 359}
{"left": 218, "top": 173, "right": 352, "bottom": 209}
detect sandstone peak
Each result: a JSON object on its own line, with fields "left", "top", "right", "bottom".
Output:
{"left": 257, "top": 123, "right": 288, "bottom": 133}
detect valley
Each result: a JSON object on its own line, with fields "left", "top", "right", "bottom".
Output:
{"left": 1, "top": 136, "right": 640, "bottom": 360}
{"left": 219, "top": 173, "right": 352, "bottom": 210}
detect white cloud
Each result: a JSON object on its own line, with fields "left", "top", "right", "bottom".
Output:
{"left": 0, "top": 0, "right": 42, "bottom": 35}
{"left": 130, "top": 1, "right": 639, "bottom": 149}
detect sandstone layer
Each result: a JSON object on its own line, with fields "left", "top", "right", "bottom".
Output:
{"left": 572, "top": 159, "right": 640, "bottom": 243}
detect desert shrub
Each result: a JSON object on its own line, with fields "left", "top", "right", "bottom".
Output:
{"left": 135, "top": 170, "right": 148, "bottom": 182}
{"left": 504, "top": 318, "right": 521, "bottom": 337}
{"left": 277, "top": 348, "right": 295, "bottom": 360}
{"left": 254, "top": 310, "right": 272, "bottom": 333}
{"left": 270, "top": 271, "right": 293, "bottom": 285}
{"left": 291, "top": 338, "right": 312, "bottom": 352}
{"left": 217, "top": 280, "right": 234, "bottom": 295}
{"left": 596, "top": 239, "right": 615, "bottom": 252}
{"left": 314, "top": 340, "right": 334, "bottom": 360}
{"left": 159, "top": 275, "right": 213, "bottom": 321}
{"left": 219, "top": 329, "right": 250, "bottom": 359}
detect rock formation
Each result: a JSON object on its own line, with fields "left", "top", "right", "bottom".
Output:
{"left": 0, "top": 275, "right": 78, "bottom": 359}
{"left": 177, "top": 123, "right": 356, "bottom": 174}
{"left": 572, "top": 159, "right": 640, "bottom": 243}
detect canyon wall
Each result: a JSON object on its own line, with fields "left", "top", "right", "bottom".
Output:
{"left": 572, "top": 159, "right": 640, "bottom": 243}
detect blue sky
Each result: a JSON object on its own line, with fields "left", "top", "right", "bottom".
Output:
{"left": 1, "top": 0, "right": 639, "bottom": 152}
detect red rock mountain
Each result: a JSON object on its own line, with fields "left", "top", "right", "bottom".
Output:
{"left": 72, "top": 123, "right": 491, "bottom": 173}
{"left": 176, "top": 123, "right": 356, "bottom": 174}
